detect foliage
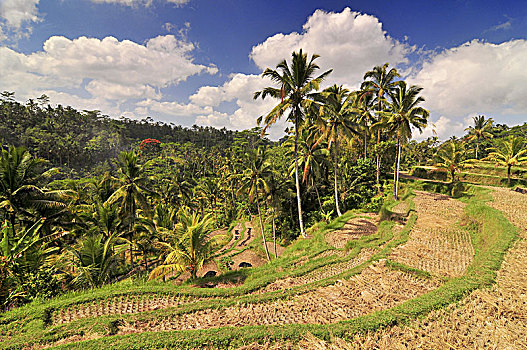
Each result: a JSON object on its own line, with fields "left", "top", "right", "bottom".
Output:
{"left": 149, "top": 208, "right": 222, "bottom": 280}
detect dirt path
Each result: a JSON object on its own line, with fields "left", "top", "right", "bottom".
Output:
{"left": 390, "top": 191, "right": 474, "bottom": 277}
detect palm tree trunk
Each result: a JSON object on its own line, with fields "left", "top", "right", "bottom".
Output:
{"left": 256, "top": 194, "right": 271, "bottom": 262}
{"left": 508, "top": 165, "right": 511, "bottom": 186}
{"left": 294, "top": 122, "right": 306, "bottom": 238}
{"left": 476, "top": 142, "right": 479, "bottom": 160}
{"left": 394, "top": 135, "right": 401, "bottom": 200}
{"left": 272, "top": 207, "right": 277, "bottom": 258}
{"left": 396, "top": 141, "right": 401, "bottom": 199}
{"left": 312, "top": 178, "right": 324, "bottom": 214}
{"left": 129, "top": 223, "right": 134, "bottom": 269}
{"left": 376, "top": 129, "right": 381, "bottom": 194}
{"left": 334, "top": 137, "right": 342, "bottom": 217}
{"left": 364, "top": 131, "right": 367, "bottom": 159}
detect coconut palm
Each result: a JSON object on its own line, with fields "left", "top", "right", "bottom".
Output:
{"left": 238, "top": 147, "right": 272, "bottom": 262}
{"left": 285, "top": 126, "right": 329, "bottom": 214}
{"left": 317, "top": 84, "right": 359, "bottom": 216}
{"left": 351, "top": 90, "right": 376, "bottom": 159}
{"left": 361, "top": 63, "right": 401, "bottom": 192}
{"left": 434, "top": 141, "right": 472, "bottom": 183}
{"left": 264, "top": 170, "right": 289, "bottom": 258}
{"left": 465, "top": 115, "right": 493, "bottom": 159}
{"left": 483, "top": 136, "right": 527, "bottom": 185}
{"left": 65, "top": 233, "right": 126, "bottom": 288}
{"left": 148, "top": 208, "right": 221, "bottom": 280}
{"left": 0, "top": 146, "right": 65, "bottom": 227}
{"left": 254, "top": 49, "right": 332, "bottom": 238}
{"left": 383, "top": 81, "right": 429, "bottom": 200}
{"left": 106, "top": 151, "right": 155, "bottom": 268}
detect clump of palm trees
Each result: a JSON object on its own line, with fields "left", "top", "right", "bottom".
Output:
{"left": 256, "top": 50, "right": 430, "bottom": 214}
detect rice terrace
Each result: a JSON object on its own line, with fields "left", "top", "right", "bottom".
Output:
{"left": 1, "top": 1, "right": 527, "bottom": 349}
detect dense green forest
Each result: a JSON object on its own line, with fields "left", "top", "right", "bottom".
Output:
{"left": 1, "top": 51, "right": 526, "bottom": 314}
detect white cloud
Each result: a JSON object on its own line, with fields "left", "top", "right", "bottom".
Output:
{"left": 192, "top": 73, "right": 288, "bottom": 138}
{"left": 0, "top": 34, "right": 216, "bottom": 120}
{"left": 0, "top": 0, "right": 39, "bottom": 28}
{"left": 411, "top": 39, "right": 527, "bottom": 118}
{"left": 85, "top": 81, "right": 161, "bottom": 101}
{"left": 250, "top": 7, "right": 410, "bottom": 88}
{"left": 194, "top": 8, "right": 410, "bottom": 139}
{"left": 0, "top": 0, "right": 40, "bottom": 41}
{"left": 418, "top": 115, "right": 472, "bottom": 140}
{"left": 136, "top": 99, "right": 213, "bottom": 116}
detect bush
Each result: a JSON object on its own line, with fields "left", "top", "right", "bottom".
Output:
{"left": 410, "top": 166, "right": 448, "bottom": 181}
{"left": 451, "top": 182, "right": 465, "bottom": 198}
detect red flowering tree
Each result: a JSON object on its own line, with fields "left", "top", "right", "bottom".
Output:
{"left": 139, "top": 138, "right": 161, "bottom": 155}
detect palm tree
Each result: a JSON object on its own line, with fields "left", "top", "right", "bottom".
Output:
{"left": 484, "top": 136, "right": 527, "bottom": 185}
{"left": 0, "top": 219, "right": 45, "bottom": 308}
{"left": 265, "top": 171, "right": 289, "bottom": 259}
{"left": 106, "top": 151, "right": 154, "bottom": 268}
{"left": 238, "top": 147, "right": 272, "bottom": 262}
{"left": 352, "top": 90, "right": 375, "bottom": 159}
{"left": 0, "top": 146, "right": 64, "bottom": 228}
{"left": 465, "top": 115, "right": 494, "bottom": 159}
{"left": 361, "top": 63, "right": 401, "bottom": 193}
{"left": 434, "top": 141, "right": 471, "bottom": 183}
{"left": 65, "top": 233, "right": 126, "bottom": 288}
{"left": 383, "top": 81, "right": 429, "bottom": 200}
{"left": 285, "top": 126, "right": 329, "bottom": 214}
{"left": 317, "top": 85, "right": 359, "bottom": 216}
{"left": 254, "top": 49, "right": 332, "bottom": 238}
{"left": 149, "top": 208, "right": 221, "bottom": 280}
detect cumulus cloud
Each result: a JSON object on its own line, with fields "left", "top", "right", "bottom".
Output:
{"left": 0, "top": 0, "right": 40, "bottom": 41}
{"left": 136, "top": 99, "right": 213, "bottom": 116}
{"left": 0, "top": 34, "right": 216, "bottom": 120}
{"left": 250, "top": 7, "right": 410, "bottom": 88}
{"left": 192, "top": 73, "right": 289, "bottom": 138}
{"left": 195, "top": 8, "right": 410, "bottom": 138}
{"left": 418, "top": 115, "right": 473, "bottom": 140}
{"left": 411, "top": 39, "right": 527, "bottom": 119}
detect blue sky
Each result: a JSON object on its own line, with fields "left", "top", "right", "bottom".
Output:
{"left": 1, "top": 0, "right": 526, "bottom": 139}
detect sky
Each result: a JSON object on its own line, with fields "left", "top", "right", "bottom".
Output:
{"left": 1, "top": 0, "right": 526, "bottom": 140}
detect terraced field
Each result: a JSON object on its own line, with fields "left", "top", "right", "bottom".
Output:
{"left": 122, "top": 260, "right": 439, "bottom": 334}
{"left": 390, "top": 191, "right": 474, "bottom": 277}
{"left": 291, "top": 186, "right": 527, "bottom": 349}
{"left": 1, "top": 185, "right": 519, "bottom": 350}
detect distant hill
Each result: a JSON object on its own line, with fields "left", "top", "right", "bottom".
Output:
{"left": 0, "top": 94, "right": 265, "bottom": 174}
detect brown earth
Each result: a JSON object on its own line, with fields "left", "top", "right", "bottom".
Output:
{"left": 325, "top": 214, "right": 378, "bottom": 249}
{"left": 390, "top": 191, "right": 474, "bottom": 277}
{"left": 119, "top": 260, "right": 440, "bottom": 334}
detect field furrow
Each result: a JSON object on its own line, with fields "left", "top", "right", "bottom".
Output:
{"left": 259, "top": 248, "right": 376, "bottom": 293}
{"left": 52, "top": 294, "right": 201, "bottom": 325}
{"left": 121, "top": 260, "right": 440, "bottom": 334}
{"left": 390, "top": 191, "right": 473, "bottom": 277}
{"left": 308, "top": 187, "right": 527, "bottom": 350}
{"left": 325, "top": 214, "right": 378, "bottom": 248}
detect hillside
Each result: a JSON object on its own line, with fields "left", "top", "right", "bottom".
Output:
{"left": 1, "top": 182, "right": 523, "bottom": 349}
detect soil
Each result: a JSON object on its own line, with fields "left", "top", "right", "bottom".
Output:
{"left": 390, "top": 191, "right": 474, "bottom": 277}
{"left": 325, "top": 214, "right": 378, "bottom": 249}
{"left": 120, "top": 260, "right": 440, "bottom": 334}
